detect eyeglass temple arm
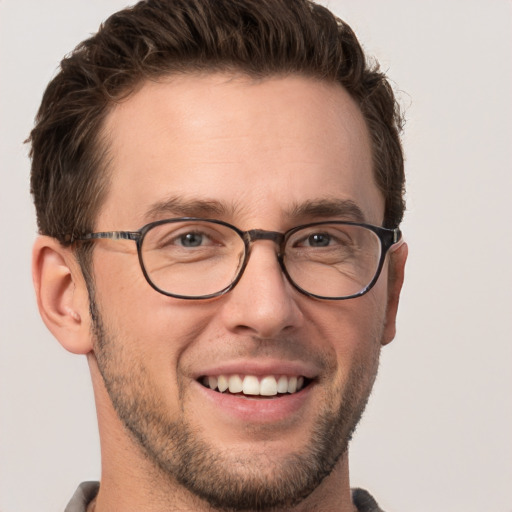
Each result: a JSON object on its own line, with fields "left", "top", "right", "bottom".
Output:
{"left": 389, "top": 228, "right": 404, "bottom": 251}
{"left": 71, "top": 231, "right": 141, "bottom": 242}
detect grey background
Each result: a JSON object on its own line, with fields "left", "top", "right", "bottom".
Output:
{"left": 1, "top": 1, "right": 511, "bottom": 511}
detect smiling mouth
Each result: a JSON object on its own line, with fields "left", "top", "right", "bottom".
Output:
{"left": 199, "top": 374, "right": 311, "bottom": 398}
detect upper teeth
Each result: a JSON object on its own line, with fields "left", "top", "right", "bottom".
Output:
{"left": 202, "top": 375, "right": 305, "bottom": 396}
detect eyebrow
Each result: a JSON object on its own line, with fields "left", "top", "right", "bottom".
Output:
{"left": 287, "top": 199, "right": 367, "bottom": 223}
{"left": 143, "top": 196, "right": 237, "bottom": 221}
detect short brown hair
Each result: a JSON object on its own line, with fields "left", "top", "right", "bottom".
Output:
{"left": 29, "top": 0, "right": 405, "bottom": 245}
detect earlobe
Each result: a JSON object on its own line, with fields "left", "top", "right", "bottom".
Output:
{"left": 381, "top": 241, "right": 408, "bottom": 346}
{"left": 32, "top": 236, "right": 93, "bottom": 354}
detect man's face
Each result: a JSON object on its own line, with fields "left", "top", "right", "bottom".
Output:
{"left": 89, "top": 74, "right": 395, "bottom": 509}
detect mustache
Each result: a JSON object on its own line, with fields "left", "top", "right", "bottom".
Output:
{"left": 193, "top": 333, "right": 334, "bottom": 373}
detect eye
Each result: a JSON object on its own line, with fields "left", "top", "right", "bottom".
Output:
{"left": 296, "top": 232, "right": 341, "bottom": 248}
{"left": 177, "top": 231, "right": 208, "bottom": 247}
{"left": 305, "top": 233, "right": 331, "bottom": 247}
{"left": 290, "top": 226, "right": 354, "bottom": 251}
{"left": 156, "top": 229, "right": 218, "bottom": 251}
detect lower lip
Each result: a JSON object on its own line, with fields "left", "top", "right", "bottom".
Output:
{"left": 193, "top": 380, "right": 314, "bottom": 424}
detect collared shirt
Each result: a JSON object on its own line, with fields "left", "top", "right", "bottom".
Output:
{"left": 65, "top": 481, "right": 386, "bottom": 511}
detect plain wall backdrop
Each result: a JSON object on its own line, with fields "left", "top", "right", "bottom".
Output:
{"left": 1, "top": 1, "right": 511, "bottom": 511}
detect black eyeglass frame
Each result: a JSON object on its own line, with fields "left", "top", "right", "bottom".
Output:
{"left": 73, "top": 217, "right": 402, "bottom": 301}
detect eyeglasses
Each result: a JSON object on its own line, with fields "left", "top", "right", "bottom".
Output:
{"left": 74, "top": 218, "right": 402, "bottom": 300}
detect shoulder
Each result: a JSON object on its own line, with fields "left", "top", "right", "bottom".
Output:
{"left": 64, "top": 482, "right": 99, "bottom": 512}
{"left": 351, "top": 487, "right": 386, "bottom": 512}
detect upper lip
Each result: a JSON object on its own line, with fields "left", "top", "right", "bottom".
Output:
{"left": 191, "top": 359, "right": 320, "bottom": 380}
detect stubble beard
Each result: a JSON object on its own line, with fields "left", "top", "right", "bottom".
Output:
{"left": 89, "top": 293, "right": 380, "bottom": 511}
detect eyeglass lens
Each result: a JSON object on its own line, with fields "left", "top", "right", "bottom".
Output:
{"left": 140, "top": 220, "right": 382, "bottom": 299}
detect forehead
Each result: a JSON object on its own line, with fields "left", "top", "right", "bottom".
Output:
{"left": 99, "top": 73, "right": 383, "bottom": 229}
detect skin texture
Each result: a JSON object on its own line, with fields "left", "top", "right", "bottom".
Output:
{"left": 33, "top": 73, "right": 407, "bottom": 512}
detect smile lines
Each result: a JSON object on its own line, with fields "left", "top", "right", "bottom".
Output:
{"left": 201, "top": 374, "right": 307, "bottom": 396}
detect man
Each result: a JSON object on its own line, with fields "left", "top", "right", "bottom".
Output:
{"left": 29, "top": 0, "right": 407, "bottom": 510}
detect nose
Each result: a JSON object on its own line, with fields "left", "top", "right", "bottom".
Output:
{"left": 219, "top": 241, "right": 304, "bottom": 338}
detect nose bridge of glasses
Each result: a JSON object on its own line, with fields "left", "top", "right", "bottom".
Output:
{"left": 244, "top": 229, "right": 285, "bottom": 248}
{"left": 239, "top": 229, "right": 287, "bottom": 287}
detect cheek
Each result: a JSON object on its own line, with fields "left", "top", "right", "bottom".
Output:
{"left": 93, "top": 255, "right": 223, "bottom": 376}
{"left": 305, "top": 292, "right": 386, "bottom": 378}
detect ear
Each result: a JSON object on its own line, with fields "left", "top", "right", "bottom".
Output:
{"left": 32, "top": 236, "right": 93, "bottom": 354}
{"left": 381, "top": 241, "right": 408, "bottom": 346}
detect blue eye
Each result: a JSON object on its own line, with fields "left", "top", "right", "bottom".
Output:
{"left": 307, "top": 233, "right": 331, "bottom": 247}
{"left": 178, "top": 232, "right": 204, "bottom": 247}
